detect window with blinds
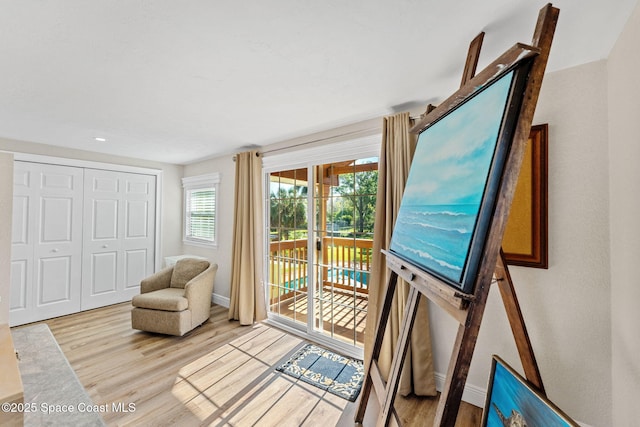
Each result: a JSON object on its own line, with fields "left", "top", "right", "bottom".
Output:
{"left": 186, "top": 188, "right": 216, "bottom": 242}
{"left": 182, "top": 173, "right": 220, "bottom": 247}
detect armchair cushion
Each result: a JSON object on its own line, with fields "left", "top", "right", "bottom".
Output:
{"left": 170, "top": 258, "right": 210, "bottom": 289}
{"left": 132, "top": 288, "right": 188, "bottom": 312}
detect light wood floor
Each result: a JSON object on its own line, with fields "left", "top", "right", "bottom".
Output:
{"left": 19, "top": 303, "right": 482, "bottom": 426}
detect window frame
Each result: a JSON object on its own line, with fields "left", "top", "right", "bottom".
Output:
{"left": 182, "top": 172, "right": 220, "bottom": 248}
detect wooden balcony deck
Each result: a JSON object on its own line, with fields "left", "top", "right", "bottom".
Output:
{"left": 272, "top": 287, "right": 368, "bottom": 347}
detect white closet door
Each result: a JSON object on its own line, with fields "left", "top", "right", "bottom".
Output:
{"left": 82, "top": 169, "right": 156, "bottom": 309}
{"left": 9, "top": 164, "right": 35, "bottom": 325}
{"left": 121, "top": 172, "right": 156, "bottom": 298}
{"left": 10, "top": 162, "right": 84, "bottom": 326}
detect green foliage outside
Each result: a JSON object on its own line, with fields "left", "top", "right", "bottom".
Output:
{"left": 269, "top": 162, "right": 378, "bottom": 239}
{"left": 270, "top": 186, "right": 307, "bottom": 240}
{"left": 333, "top": 169, "right": 378, "bottom": 234}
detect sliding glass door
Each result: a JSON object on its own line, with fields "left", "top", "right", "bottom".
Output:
{"left": 265, "top": 150, "right": 378, "bottom": 357}
{"left": 267, "top": 167, "right": 310, "bottom": 328}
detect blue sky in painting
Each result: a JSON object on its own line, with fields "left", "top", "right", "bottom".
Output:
{"left": 401, "top": 71, "right": 515, "bottom": 207}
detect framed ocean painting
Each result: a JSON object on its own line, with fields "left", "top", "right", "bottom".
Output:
{"left": 389, "top": 62, "right": 531, "bottom": 294}
{"left": 482, "top": 356, "right": 579, "bottom": 427}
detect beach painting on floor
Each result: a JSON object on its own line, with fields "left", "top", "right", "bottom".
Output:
{"left": 482, "top": 356, "right": 579, "bottom": 427}
{"left": 390, "top": 67, "right": 520, "bottom": 293}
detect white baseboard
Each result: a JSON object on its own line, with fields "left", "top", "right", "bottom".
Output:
{"left": 212, "top": 293, "right": 230, "bottom": 308}
{"left": 435, "top": 372, "right": 487, "bottom": 408}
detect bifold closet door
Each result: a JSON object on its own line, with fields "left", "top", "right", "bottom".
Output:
{"left": 10, "top": 162, "right": 84, "bottom": 326}
{"left": 81, "top": 169, "right": 156, "bottom": 310}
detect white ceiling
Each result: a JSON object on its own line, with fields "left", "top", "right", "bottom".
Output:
{"left": 0, "top": 1, "right": 636, "bottom": 165}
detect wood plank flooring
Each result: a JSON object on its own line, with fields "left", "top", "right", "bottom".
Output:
{"left": 17, "top": 303, "right": 482, "bottom": 426}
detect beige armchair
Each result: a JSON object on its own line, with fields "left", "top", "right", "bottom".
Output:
{"left": 131, "top": 258, "right": 218, "bottom": 336}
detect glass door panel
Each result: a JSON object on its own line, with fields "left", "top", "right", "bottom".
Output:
{"left": 267, "top": 168, "right": 309, "bottom": 327}
{"left": 266, "top": 157, "right": 377, "bottom": 354}
{"left": 312, "top": 159, "right": 377, "bottom": 348}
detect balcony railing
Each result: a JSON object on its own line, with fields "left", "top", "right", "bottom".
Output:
{"left": 268, "top": 237, "right": 373, "bottom": 304}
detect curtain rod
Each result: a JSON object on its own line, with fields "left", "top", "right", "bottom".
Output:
{"left": 262, "top": 127, "right": 379, "bottom": 156}
{"left": 231, "top": 121, "right": 384, "bottom": 161}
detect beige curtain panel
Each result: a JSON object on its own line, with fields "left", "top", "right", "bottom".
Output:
{"left": 365, "top": 112, "right": 437, "bottom": 396}
{"left": 229, "top": 150, "right": 267, "bottom": 325}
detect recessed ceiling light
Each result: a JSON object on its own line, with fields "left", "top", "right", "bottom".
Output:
{"left": 94, "top": 137, "right": 107, "bottom": 142}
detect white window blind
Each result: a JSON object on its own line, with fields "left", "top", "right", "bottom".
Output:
{"left": 186, "top": 188, "right": 216, "bottom": 241}
{"left": 182, "top": 173, "right": 220, "bottom": 247}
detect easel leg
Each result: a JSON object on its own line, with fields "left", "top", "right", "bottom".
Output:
{"left": 433, "top": 280, "right": 491, "bottom": 426}
{"left": 495, "top": 250, "right": 545, "bottom": 393}
{"left": 356, "top": 271, "right": 399, "bottom": 423}
{"left": 377, "top": 286, "right": 422, "bottom": 427}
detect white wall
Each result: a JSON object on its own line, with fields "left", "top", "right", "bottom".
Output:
{"left": 0, "top": 137, "right": 185, "bottom": 271}
{"left": 428, "top": 60, "right": 612, "bottom": 427}
{"left": 518, "top": 60, "right": 611, "bottom": 426}
{"left": 181, "top": 154, "right": 236, "bottom": 305}
{"left": 0, "top": 152, "right": 14, "bottom": 324}
{"left": 607, "top": 2, "right": 640, "bottom": 426}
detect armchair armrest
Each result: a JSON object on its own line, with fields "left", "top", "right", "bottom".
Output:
{"left": 140, "top": 266, "right": 174, "bottom": 293}
{"left": 185, "top": 263, "right": 218, "bottom": 323}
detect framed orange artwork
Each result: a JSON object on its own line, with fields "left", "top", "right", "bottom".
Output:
{"left": 502, "top": 124, "right": 548, "bottom": 268}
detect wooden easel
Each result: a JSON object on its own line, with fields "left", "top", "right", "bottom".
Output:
{"left": 355, "top": 4, "right": 559, "bottom": 426}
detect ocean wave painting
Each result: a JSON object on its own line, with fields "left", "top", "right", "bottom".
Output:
{"left": 389, "top": 69, "right": 516, "bottom": 288}
{"left": 485, "top": 357, "right": 578, "bottom": 427}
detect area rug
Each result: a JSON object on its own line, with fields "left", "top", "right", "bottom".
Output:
{"left": 276, "top": 343, "right": 364, "bottom": 401}
{"left": 11, "top": 324, "right": 106, "bottom": 426}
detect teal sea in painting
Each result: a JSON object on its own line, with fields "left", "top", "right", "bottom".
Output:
{"left": 390, "top": 69, "right": 516, "bottom": 284}
{"left": 487, "top": 360, "right": 574, "bottom": 427}
{"left": 391, "top": 204, "right": 477, "bottom": 281}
